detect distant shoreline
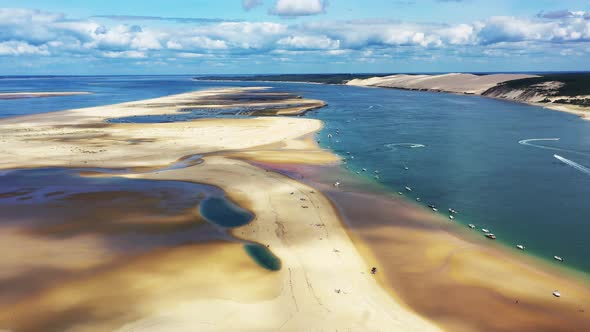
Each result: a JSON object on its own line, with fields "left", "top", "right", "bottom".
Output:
{"left": 0, "top": 91, "right": 91, "bottom": 100}
{"left": 194, "top": 73, "right": 590, "bottom": 120}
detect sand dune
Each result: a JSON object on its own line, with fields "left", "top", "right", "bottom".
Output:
{"left": 347, "top": 73, "right": 537, "bottom": 94}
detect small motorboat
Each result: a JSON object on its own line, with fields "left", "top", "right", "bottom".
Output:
{"left": 553, "top": 291, "right": 561, "bottom": 298}
{"left": 468, "top": 224, "right": 475, "bottom": 229}
{"left": 346, "top": 152, "right": 351, "bottom": 155}
{"left": 449, "top": 215, "right": 455, "bottom": 220}
{"left": 362, "top": 168, "right": 367, "bottom": 172}
{"left": 404, "top": 166, "right": 409, "bottom": 170}
{"left": 554, "top": 256, "right": 564, "bottom": 262}
{"left": 427, "top": 204, "right": 436, "bottom": 209}
{"left": 350, "top": 156, "right": 355, "bottom": 159}
{"left": 405, "top": 186, "right": 412, "bottom": 192}
{"left": 516, "top": 244, "right": 525, "bottom": 250}
{"left": 398, "top": 192, "right": 403, "bottom": 195}
{"left": 374, "top": 170, "right": 380, "bottom": 174}
{"left": 328, "top": 134, "right": 333, "bottom": 138}
{"left": 416, "top": 197, "right": 421, "bottom": 202}
{"left": 432, "top": 207, "right": 438, "bottom": 212}
{"left": 374, "top": 175, "right": 380, "bottom": 179}
{"left": 485, "top": 233, "right": 497, "bottom": 240}
{"left": 482, "top": 228, "right": 490, "bottom": 233}
{"left": 448, "top": 208, "right": 458, "bottom": 214}
{"left": 334, "top": 181, "right": 341, "bottom": 187}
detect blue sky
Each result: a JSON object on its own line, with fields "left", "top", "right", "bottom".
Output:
{"left": 1, "top": 0, "right": 589, "bottom": 74}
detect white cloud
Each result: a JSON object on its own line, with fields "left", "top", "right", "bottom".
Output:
{"left": 277, "top": 35, "right": 340, "bottom": 49}
{"left": 270, "top": 0, "right": 327, "bottom": 17}
{"left": 0, "top": 41, "right": 50, "bottom": 55}
{"left": 102, "top": 50, "right": 146, "bottom": 58}
{"left": 242, "top": 0, "right": 263, "bottom": 11}
{"left": 1, "top": 7, "right": 590, "bottom": 68}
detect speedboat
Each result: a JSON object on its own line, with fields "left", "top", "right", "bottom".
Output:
{"left": 516, "top": 244, "right": 525, "bottom": 250}
{"left": 468, "top": 224, "right": 475, "bottom": 229}
{"left": 553, "top": 291, "right": 561, "bottom": 298}
{"left": 449, "top": 215, "right": 455, "bottom": 220}
{"left": 485, "top": 233, "right": 497, "bottom": 240}
{"left": 405, "top": 186, "right": 412, "bottom": 192}
{"left": 554, "top": 256, "right": 564, "bottom": 262}
{"left": 482, "top": 228, "right": 490, "bottom": 233}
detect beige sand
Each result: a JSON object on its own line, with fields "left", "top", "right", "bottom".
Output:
{"left": 347, "top": 73, "right": 537, "bottom": 94}
{"left": 0, "top": 92, "right": 91, "bottom": 99}
{"left": 0, "top": 88, "right": 440, "bottom": 331}
{"left": 347, "top": 73, "right": 590, "bottom": 119}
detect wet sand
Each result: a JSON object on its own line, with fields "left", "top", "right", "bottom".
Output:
{"left": 264, "top": 163, "right": 590, "bottom": 332}
{"left": 0, "top": 88, "right": 440, "bottom": 331}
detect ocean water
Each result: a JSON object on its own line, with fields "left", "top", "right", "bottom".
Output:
{"left": 2, "top": 76, "right": 590, "bottom": 273}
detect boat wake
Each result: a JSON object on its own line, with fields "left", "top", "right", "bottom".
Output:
{"left": 518, "top": 138, "right": 590, "bottom": 157}
{"left": 554, "top": 154, "right": 590, "bottom": 176}
{"left": 385, "top": 143, "right": 426, "bottom": 149}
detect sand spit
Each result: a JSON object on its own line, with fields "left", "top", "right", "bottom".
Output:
{"left": 0, "top": 88, "right": 440, "bottom": 332}
{"left": 0, "top": 92, "right": 91, "bottom": 99}
{"left": 263, "top": 164, "right": 590, "bottom": 332}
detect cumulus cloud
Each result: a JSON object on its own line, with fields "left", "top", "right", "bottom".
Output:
{"left": 242, "top": 0, "right": 264, "bottom": 11}
{"left": 537, "top": 10, "right": 590, "bottom": 20}
{"left": 1, "top": 6, "right": 590, "bottom": 69}
{"left": 270, "top": 0, "right": 328, "bottom": 17}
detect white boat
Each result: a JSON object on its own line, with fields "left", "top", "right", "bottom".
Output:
{"left": 362, "top": 168, "right": 367, "bottom": 172}
{"left": 482, "top": 228, "right": 490, "bottom": 233}
{"left": 416, "top": 197, "right": 421, "bottom": 202}
{"left": 404, "top": 166, "right": 409, "bottom": 170}
{"left": 334, "top": 181, "right": 341, "bottom": 187}
{"left": 405, "top": 186, "right": 412, "bottom": 191}
{"left": 554, "top": 256, "right": 564, "bottom": 262}
{"left": 516, "top": 244, "right": 525, "bottom": 250}
{"left": 374, "top": 175, "right": 380, "bottom": 179}
{"left": 485, "top": 233, "right": 497, "bottom": 240}
{"left": 328, "top": 134, "right": 333, "bottom": 138}
{"left": 449, "top": 215, "right": 455, "bottom": 220}
{"left": 553, "top": 291, "right": 561, "bottom": 298}
{"left": 374, "top": 170, "right": 380, "bottom": 174}
{"left": 398, "top": 192, "right": 403, "bottom": 195}
{"left": 468, "top": 224, "right": 475, "bottom": 229}
{"left": 432, "top": 207, "right": 438, "bottom": 212}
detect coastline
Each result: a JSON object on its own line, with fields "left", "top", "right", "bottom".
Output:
{"left": 0, "top": 92, "right": 91, "bottom": 99}
{"left": 1, "top": 87, "right": 589, "bottom": 331}
{"left": 258, "top": 162, "right": 590, "bottom": 332}
{"left": 0, "top": 88, "right": 441, "bottom": 331}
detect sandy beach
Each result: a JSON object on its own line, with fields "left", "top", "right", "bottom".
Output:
{"left": 0, "top": 88, "right": 440, "bottom": 331}
{"left": 1, "top": 87, "right": 589, "bottom": 331}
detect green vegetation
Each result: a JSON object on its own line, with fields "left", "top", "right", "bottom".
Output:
{"left": 193, "top": 73, "right": 392, "bottom": 84}
{"left": 501, "top": 73, "right": 590, "bottom": 97}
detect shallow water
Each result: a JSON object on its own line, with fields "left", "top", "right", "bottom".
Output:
{"left": 2, "top": 76, "right": 590, "bottom": 274}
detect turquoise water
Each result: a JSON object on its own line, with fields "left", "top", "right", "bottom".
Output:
{"left": 243, "top": 243, "right": 282, "bottom": 271}
{"left": 2, "top": 76, "right": 590, "bottom": 273}
{"left": 199, "top": 196, "right": 253, "bottom": 228}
